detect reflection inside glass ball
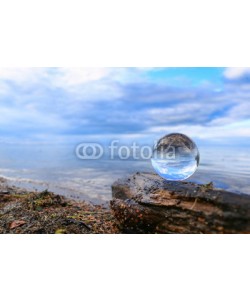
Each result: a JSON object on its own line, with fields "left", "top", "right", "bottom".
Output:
{"left": 151, "top": 133, "right": 200, "bottom": 181}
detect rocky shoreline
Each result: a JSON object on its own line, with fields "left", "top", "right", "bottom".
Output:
{"left": 2, "top": 173, "right": 250, "bottom": 234}
{"left": 0, "top": 177, "right": 120, "bottom": 234}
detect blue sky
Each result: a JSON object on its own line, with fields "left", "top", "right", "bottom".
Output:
{"left": 0, "top": 67, "right": 249, "bottom": 146}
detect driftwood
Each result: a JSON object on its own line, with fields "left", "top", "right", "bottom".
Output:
{"left": 110, "top": 172, "right": 250, "bottom": 233}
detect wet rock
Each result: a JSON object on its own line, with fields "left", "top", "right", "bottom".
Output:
{"left": 111, "top": 172, "right": 250, "bottom": 233}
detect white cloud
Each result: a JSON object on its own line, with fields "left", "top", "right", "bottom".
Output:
{"left": 0, "top": 68, "right": 110, "bottom": 94}
{"left": 146, "top": 102, "right": 217, "bottom": 124}
{"left": 0, "top": 105, "right": 67, "bottom": 132}
{"left": 224, "top": 67, "right": 250, "bottom": 79}
{"left": 0, "top": 67, "right": 150, "bottom": 100}
{"left": 0, "top": 68, "right": 48, "bottom": 84}
{"left": 53, "top": 68, "right": 110, "bottom": 86}
{"left": 0, "top": 67, "right": 151, "bottom": 87}
{"left": 0, "top": 67, "right": 249, "bottom": 144}
{"left": 147, "top": 120, "right": 250, "bottom": 140}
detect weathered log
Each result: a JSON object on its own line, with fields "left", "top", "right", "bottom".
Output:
{"left": 110, "top": 172, "right": 250, "bottom": 233}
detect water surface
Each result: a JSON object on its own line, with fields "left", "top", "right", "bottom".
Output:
{"left": 0, "top": 144, "right": 249, "bottom": 205}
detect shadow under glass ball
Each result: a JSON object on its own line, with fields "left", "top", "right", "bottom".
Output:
{"left": 151, "top": 133, "right": 200, "bottom": 181}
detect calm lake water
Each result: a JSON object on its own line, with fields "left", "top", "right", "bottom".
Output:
{"left": 0, "top": 143, "right": 249, "bottom": 205}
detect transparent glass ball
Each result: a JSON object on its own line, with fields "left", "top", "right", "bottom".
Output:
{"left": 151, "top": 133, "right": 200, "bottom": 181}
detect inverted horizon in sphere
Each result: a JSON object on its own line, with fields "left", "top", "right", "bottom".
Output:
{"left": 151, "top": 133, "right": 200, "bottom": 181}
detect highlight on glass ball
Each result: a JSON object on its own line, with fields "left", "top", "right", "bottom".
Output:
{"left": 151, "top": 133, "right": 200, "bottom": 181}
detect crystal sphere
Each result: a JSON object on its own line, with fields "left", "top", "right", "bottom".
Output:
{"left": 151, "top": 133, "right": 200, "bottom": 181}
